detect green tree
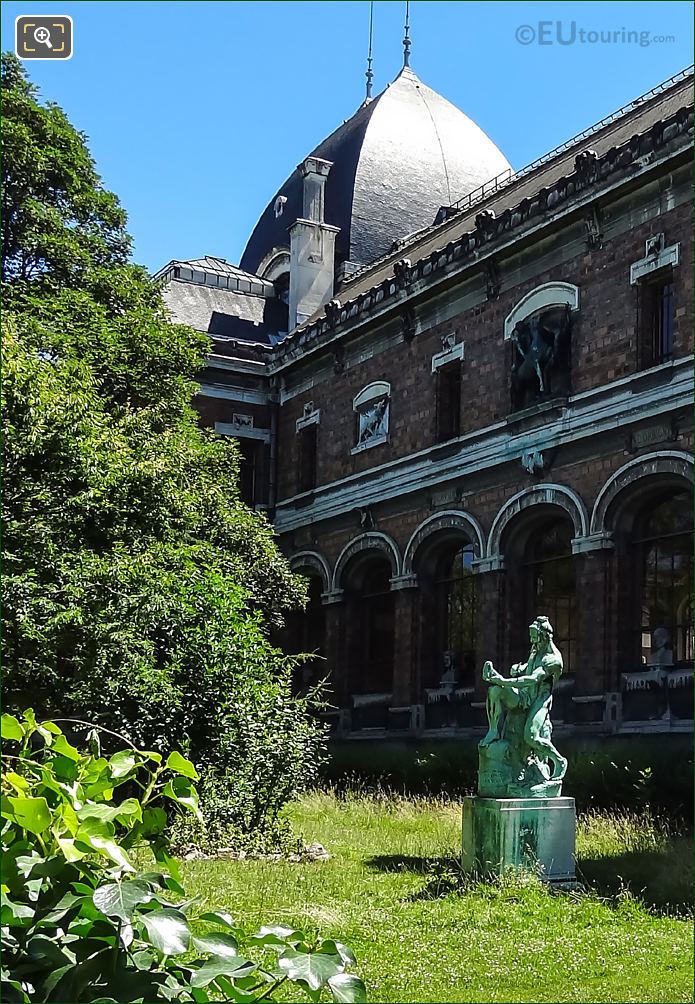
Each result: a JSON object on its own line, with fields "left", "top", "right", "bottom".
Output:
{"left": 1, "top": 53, "right": 325, "bottom": 847}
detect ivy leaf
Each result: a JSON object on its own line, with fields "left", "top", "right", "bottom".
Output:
{"left": 165, "top": 751, "right": 199, "bottom": 780}
{"left": 108, "top": 751, "right": 139, "bottom": 779}
{"left": 93, "top": 879, "right": 153, "bottom": 922}
{"left": 189, "top": 957, "right": 256, "bottom": 988}
{"left": 319, "top": 940, "right": 357, "bottom": 965}
{"left": 278, "top": 949, "right": 343, "bottom": 990}
{"left": 78, "top": 798, "right": 142, "bottom": 825}
{"left": 27, "top": 934, "right": 77, "bottom": 966}
{"left": 140, "top": 808, "right": 167, "bottom": 837}
{"left": 328, "top": 974, "right": 368, "bottom": 1003}
{"left": 51, "top": 734, "right": 82, "bottom": 761}
{"left": 251, "top": 924, "right": 304, "bottom": 946}
{"left": 162, "top": 776, "right": 202, "bottom": 820}
{"left": 75, "top": 817, "right": 134, "bottom": 871}
{"left": 1, "top": 796, "right": 51, "bottom": 834}
{"left": 192, "top": 932, "right": 240, "bottom": 957}
{"left": 199, "top": 911, "right": 237, "bottom": 930}
{"left": 1, "top": 714, "right": 24, "bottom": 741}
{"left": 55, "top": 836, "right": 86, "bottom": 862}
{"left": 139, "top": 908, "right": 191, "bottom": 956}
{"left": 1, "top": 891, "right": 34, "bottom": 926}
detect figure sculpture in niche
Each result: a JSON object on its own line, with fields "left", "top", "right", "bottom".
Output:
{"left": 479, "top": 615, "right": 568, "bottom": 797}
{"left": 358, "top": 397, "right": 389, "bottom": 446}
{"left": 510, "top": 304, "right": 572, "bottom": 411}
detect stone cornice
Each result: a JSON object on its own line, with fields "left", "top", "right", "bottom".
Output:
{"left": 274, "top": 356, "right": 693, "bottom": 535}
{"left": 268, "top": 105, "right": 693, "bottom": 375}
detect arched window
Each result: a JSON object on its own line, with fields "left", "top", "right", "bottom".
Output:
{"left": 435, "top": 544, "right": 477, "bottom": 686}
{"left": 525, "top": 521, "right": 576, "bottom": 672}
{"left": 634, "top": 492, "right": 693, "bottom": 666}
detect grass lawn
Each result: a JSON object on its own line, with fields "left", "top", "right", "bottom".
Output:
{"left": 182, "top": 793, "right": 693, "bottom": 1004}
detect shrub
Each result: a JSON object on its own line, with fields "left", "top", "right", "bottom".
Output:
{"left": 1, "top": 711, "right": 365, "bottom": 1003}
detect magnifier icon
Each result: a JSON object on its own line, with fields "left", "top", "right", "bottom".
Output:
{"left": 34, "top": 26, "right": 53, "bottom": 48}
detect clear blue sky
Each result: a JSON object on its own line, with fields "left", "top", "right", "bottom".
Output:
{"left": 3, "top": 1, "right": 692, "bottom": 272}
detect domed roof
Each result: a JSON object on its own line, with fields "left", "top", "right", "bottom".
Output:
{"left": 240, "top": 66, "right": 511, "bottom": 276}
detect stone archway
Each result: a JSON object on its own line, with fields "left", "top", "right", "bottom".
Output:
{"left": 331, "top": 532, "right": 401, "bottom": 592}
{"left": 289, "top": 550, "right": 331, "bottom": 593}
{"left": 403, "top": 510, "right": 485, "bottom": 575}
{"left": 590, "top": 451, "right": 694, "bottom": 535}
{"left": 487, "top": 484, "right": 588, "bottom": 560}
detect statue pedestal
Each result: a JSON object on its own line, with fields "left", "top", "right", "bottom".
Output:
{"left": 462, "top": 796, "right": 576, "bottom": 882}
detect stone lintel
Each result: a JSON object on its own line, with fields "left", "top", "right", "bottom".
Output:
{"left": 571, "top": 532, "right": 615, "bottom": 555}
{"left": 321, "top": 589, "right": 344, "bottom": 606}
{"left": 389, "top": 573, "right": 418, "bottom": 591}
{"left": 471, "top": 556, "right": 505, "bottom": 573}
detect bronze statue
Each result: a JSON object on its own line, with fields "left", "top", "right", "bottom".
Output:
{"left": 510, "top": 305, "right": 571, "bottom": 411}
{"left": 478, "top": 616, "right": 568, "bottom": 797}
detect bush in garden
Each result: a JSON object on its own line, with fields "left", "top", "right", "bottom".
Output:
{"left": 1, "top": 711, "right": 366, "bottom": 1003}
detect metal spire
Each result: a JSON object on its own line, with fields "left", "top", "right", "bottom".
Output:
{"left": 365, "top": 1, "right": 374, "bottom": 100}
{"left": 402, "top": 0, "right": 411, "bottom": 67}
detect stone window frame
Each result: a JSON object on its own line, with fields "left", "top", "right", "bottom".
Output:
{"left": 431, "top": 338, "right": 465, "bottom": 373}
{"left": 351, "top": 381, "right": 391, "bottom": 455}
{"left": 295, "top": 402, "right": 321, "bottom": 433}
{"left": 629, "top": 235, "right": 680, "bottom": 370}
{"left": 629, "top": 234, "right": 680, "bottom": 286}
{"left": 503, "top": 281, "right": 580, "bottom": 340}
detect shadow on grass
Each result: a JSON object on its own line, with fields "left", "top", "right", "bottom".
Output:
{"left": 364, "top": 854, "right": 457, "bottom": 874}
{"left": 577, "top": 840, "right": 694, "bottom": 915}
{"left": 366, "top": 844, "right": 694, "bottom": 913}
{"left": 365, "top": 854, "right": 476, "bottom": 901}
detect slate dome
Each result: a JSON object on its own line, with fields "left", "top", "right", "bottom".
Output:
{"left": 240, "top": 66, "right": 512, "bottom": 276}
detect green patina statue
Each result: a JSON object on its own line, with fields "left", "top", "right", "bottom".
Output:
{"left": 478, "top": 615, "right": 568, "bottom": 797}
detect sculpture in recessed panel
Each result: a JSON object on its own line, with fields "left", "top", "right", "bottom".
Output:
{"left": 478, "top": 615, "right": 568, "bottom": 797}
{"left": 510, "top": 304, "right": 572, "bottom": 410}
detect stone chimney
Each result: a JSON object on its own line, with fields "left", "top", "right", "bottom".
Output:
{"left": 288, "top": 157, "right": 339, "bottom": 330}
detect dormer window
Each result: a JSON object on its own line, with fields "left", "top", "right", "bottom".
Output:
{"left": 352, "top": 382, "right": 390, "bottom": 455}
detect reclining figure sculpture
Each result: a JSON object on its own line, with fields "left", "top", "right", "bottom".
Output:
{"left": 479, "top": 615, "right": 568, "bottom": 798}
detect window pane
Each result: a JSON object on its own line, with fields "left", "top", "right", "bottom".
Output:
{"left": 636, "top": 494, "right": 694, "bottom": 666}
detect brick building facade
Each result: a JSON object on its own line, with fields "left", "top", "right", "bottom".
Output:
{"left": 157, "top": 65, "right": 694, "bottom": 741}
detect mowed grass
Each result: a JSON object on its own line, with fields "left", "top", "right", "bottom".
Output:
{"left": 181, "top": 792, "right": 694, "bottom": 1004}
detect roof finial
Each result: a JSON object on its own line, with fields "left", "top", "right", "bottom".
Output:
{"left": 365, "top": 1, "right": 374, "bottom": 100}
{"left": 402, "top": 0, "right": 411, "bottom": 67}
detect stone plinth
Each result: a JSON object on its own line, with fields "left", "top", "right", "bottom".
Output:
{"left": 462, "top": 796, "right": 576, "bottom": 881}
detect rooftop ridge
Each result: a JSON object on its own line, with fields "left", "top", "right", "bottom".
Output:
{"left": 343, "top": 64, "right": 694, "bottom": 290}
{"left": 272, "top": 94, "right": 693, "bottom": 363}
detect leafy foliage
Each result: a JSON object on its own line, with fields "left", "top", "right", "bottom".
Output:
{"left": 1, "top": 53, "right": 325, "bottom": 845}
{"left": 1, "top": 714, "right": 366, "bottom": 1003}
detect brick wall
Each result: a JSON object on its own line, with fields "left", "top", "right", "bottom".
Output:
{"left": 277, "top": 195, "right": 691, "bottom": 500}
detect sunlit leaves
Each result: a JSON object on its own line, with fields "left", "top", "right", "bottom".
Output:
{"left": 1, "top": 796, "right": 51, "bottom": 835}
{"left": 139, "top": 909, "right": 190, "bottom": 956}
{"left": 93, "top": 880, "right": 153, "bottom": 923}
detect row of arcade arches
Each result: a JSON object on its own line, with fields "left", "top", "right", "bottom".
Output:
{"left": 286, "top": 453, "right": 693, "bottom": 700}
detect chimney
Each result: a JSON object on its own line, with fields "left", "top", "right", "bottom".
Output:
{"left": 288, "top": 157, "right": 339, "bottom": 330}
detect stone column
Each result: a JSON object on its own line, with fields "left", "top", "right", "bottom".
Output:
{"left": 571, "top": 533, "right": 617, "bottom": 731}
{"left": 571, "top": 534, "right": 615, "bottom": 694}
{"left": 389, "top": 574, "right": 419, "bottom": 719}
{"left": 471, "top": 558, "right": 506, "bottom": 703}
{"left": 321, "top": 589, "right": 348, "bottom": 732}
